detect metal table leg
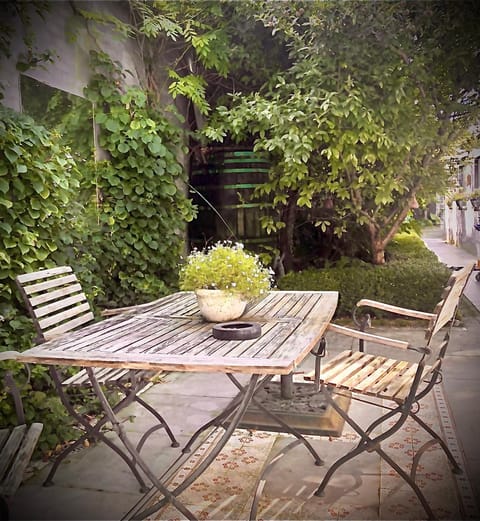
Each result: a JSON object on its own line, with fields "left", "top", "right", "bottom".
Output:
{"left": 227, "top": 374, "right": 324, "bottom": 466}
{"left": 181, "top": 374, "right": 274, "bottom": 454}
{"left": 86, "top": 368, "right": 198, "bottom": 520}
{"left": 132, "top": 373, "right": 261, "bottom": 520}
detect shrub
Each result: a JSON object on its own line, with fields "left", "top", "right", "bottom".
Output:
{"left": 0, "top": 106, "right": 84, "bottom": 451}
{"left": 277, "top": 232, "right": 451, "bottom": 318}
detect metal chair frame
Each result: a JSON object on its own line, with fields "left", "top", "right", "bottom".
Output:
{"left": 305, "top": 263, "right": 474, "bottom": 520}
{"left": 15, "top": 266, "right": 179, "bottom": 492}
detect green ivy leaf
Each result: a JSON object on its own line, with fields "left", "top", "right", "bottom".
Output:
{"left": 105, "top": 118, "right": 120, "bottom": 132}
{"left": 0, "top": 198, "right": 13, "bottom": 209}
{"left": 4, "top": 147, "right": 19, "bottom": 163}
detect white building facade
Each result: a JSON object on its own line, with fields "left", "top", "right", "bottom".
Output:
{"left": 442, "top": 147, "right": 480, "bottom": 262}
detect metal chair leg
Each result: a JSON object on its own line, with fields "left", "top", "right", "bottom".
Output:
{"left": 409, "top": 410, "right": 462, "bottom": 474}
{"left": 315, "top": 389, "right": 436, "bottom": 521}
{"left": 46, "top": 367, "right": 150, "bottom": 491}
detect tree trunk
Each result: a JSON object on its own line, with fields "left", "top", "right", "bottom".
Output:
{"left": 366, "top": 193, "right": 418, "bottom": 264}
{"left": 367, "top": 222, "right": 386, "bottom": 265}
{"left": 371, "top": 239, "right": 386, "bottom": 265}
{"left": 278, "top": 192, "right": 299, "bottom": 272}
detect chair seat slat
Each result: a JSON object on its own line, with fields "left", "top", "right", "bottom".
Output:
{"left": 320, "top": 351, "right": 366, "bottom": 381}
{"left": 354, "top": 358, "right": 399, "bottom": 392}
{"left": 340, "top": 355, "right": 388, "bottom": 389}
{"left": 366, "top": 360, "right": 410, "bottom": 396}
{"left": 319, "top": 351, "right": 424, "bottom": 404}
{"left": 62, "top": 368, "right": 131, "bottom": 386}
{"left": 0, "top": 426, "right": 26, "bottom": 481}
{"left": 382, "top": 363, "right": 422, "bottom": 401}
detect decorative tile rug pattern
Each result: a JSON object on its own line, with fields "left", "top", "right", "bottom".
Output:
{"left": 147, "top": 384, "right": 478, "bottom": 520}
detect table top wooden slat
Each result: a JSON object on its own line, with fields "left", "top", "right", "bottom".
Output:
{"left": 16, "top": 291, "right": 338, "bottom": 375}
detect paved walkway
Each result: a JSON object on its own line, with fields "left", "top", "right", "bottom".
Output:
{"left": 422, "top": 226, "right": 480, "bottom": 311}
{"left": 8, "top": 225, "right": 480, "bottom": 520}
{"left": 421, "top": 226, "right": 480, "bottom": 510}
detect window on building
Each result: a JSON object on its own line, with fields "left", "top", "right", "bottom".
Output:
{"left": 474, "top": 157, "right": 480, "bottom": 189}
{"left": 20, "top": 74, "right": 94, "bottom": 164}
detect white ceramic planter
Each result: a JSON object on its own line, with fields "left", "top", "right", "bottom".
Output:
{"left": 195, "top": 289, "right": 248, "bottom": 322}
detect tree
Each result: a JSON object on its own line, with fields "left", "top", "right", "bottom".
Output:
{"left": 204, "top": 0, "right": 480, "bottom": 266}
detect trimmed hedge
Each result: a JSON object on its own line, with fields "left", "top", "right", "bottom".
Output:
{"left": 277, "top": 232, "right": 451, "bottom": 318}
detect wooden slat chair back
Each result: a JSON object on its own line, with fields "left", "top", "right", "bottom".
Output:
{"left": 15, "top": 266, "right": 94, "bottom": 343}
{"left": 305, "top": 262, "right": 474, "bottom": 519}
{"left": 427, "top": 262, "right": 472, "bottom": 338}
{"left": 14, "top": 266, "right": 178, "bottom": 491}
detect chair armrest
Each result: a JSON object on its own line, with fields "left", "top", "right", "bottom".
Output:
{"left": 356, "top": 299, "right": 436, "bottom": 321}
{"left": 327, "top": 323, "right": 411, "bottom": 350}
{"left": 0, "top": 351, "right": 22, "bottom": 361}
{"left": 101, "top": 297, "right": 167, "bottom": 317}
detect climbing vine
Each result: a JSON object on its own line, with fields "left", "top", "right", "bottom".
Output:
{"left": 0, "top": 106, "right": 84, "bottom": 451}
{"left": 81, "top": 51, "right": 196, "bottom": 306}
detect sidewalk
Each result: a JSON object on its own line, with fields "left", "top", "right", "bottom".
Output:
{"left": 422, "top": 226, "right": 480, "bottom": 311}
{"left": 421, "top": 225, "right": 480, "bottom": 509}
{"left": 7, "top": 226, "right": 480, "bottom": 520}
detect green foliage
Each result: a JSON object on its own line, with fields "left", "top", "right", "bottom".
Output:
{"left": 179, "top": 241, "right": 273, "bottom": 299}
{"left": 278, "top": 233, "right": 451, "bottom": 317}
{"left": 203, "top": 0, "right": 480, "bottom": 265}
{"left": 0, "top": 107, "right": 80, "bottom": 282}
{"left": 168, "top": 70, "right": 210, "bottom": 115}
{"left": 116, "top": 0, "right": 235, "bottom": 115}
{"left": 1, "top": 372, "right": 80, "bottom": 456}
{"left": 385, "top": 232, "right": 439, "bottom": 262}
{"left": 80, "top": 52, "right": 196, "bottom": 306}
{"left": 0, "top": 106, "right": 85, "bottom": 451}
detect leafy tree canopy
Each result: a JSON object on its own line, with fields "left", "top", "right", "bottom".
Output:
{"left": 204, "top": 0, "right": 480, "bottom": 265}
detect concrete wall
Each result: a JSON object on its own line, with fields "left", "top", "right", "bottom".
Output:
{"left": 0, "top": 1, "right": 146, "bottom": 110}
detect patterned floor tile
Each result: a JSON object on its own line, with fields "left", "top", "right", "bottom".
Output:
{"left": 146, "top": 386, "right": 471, "bottom": 520}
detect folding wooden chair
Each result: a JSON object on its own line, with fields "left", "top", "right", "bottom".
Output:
{"left": 15, "top": 266, "right": 178, "bottom": 492}
{"left": 0, "top": 368, "right": 43, "bottom": 521}
{"left": 304, "top": 262, "right": 474, "bottom": 520}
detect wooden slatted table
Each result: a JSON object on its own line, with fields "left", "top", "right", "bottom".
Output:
{"left": 13, "top": 290, "right": 338, "bottom": 520}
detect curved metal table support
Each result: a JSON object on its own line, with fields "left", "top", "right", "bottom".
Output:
{"left": 128, "top": 374, "right": 261, "bottom": 520}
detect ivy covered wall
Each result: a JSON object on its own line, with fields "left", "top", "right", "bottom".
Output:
{"left": 0, "top": 1, "right": 196, "bottom": 451}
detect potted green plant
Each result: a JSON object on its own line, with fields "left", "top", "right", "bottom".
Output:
{"left": 469, "top": 189, "right": 480, "bottom": 211}
{"left": 179, "top": 241, "right": 274, "bottom": 321}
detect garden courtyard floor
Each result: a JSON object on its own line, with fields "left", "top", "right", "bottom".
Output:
{"left": 8, "top": 226, "right": 480, "bottom": 520}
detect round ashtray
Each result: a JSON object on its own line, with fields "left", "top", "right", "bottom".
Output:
{"left": 212, "top": 321, "right": 262, "bottom": 340}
